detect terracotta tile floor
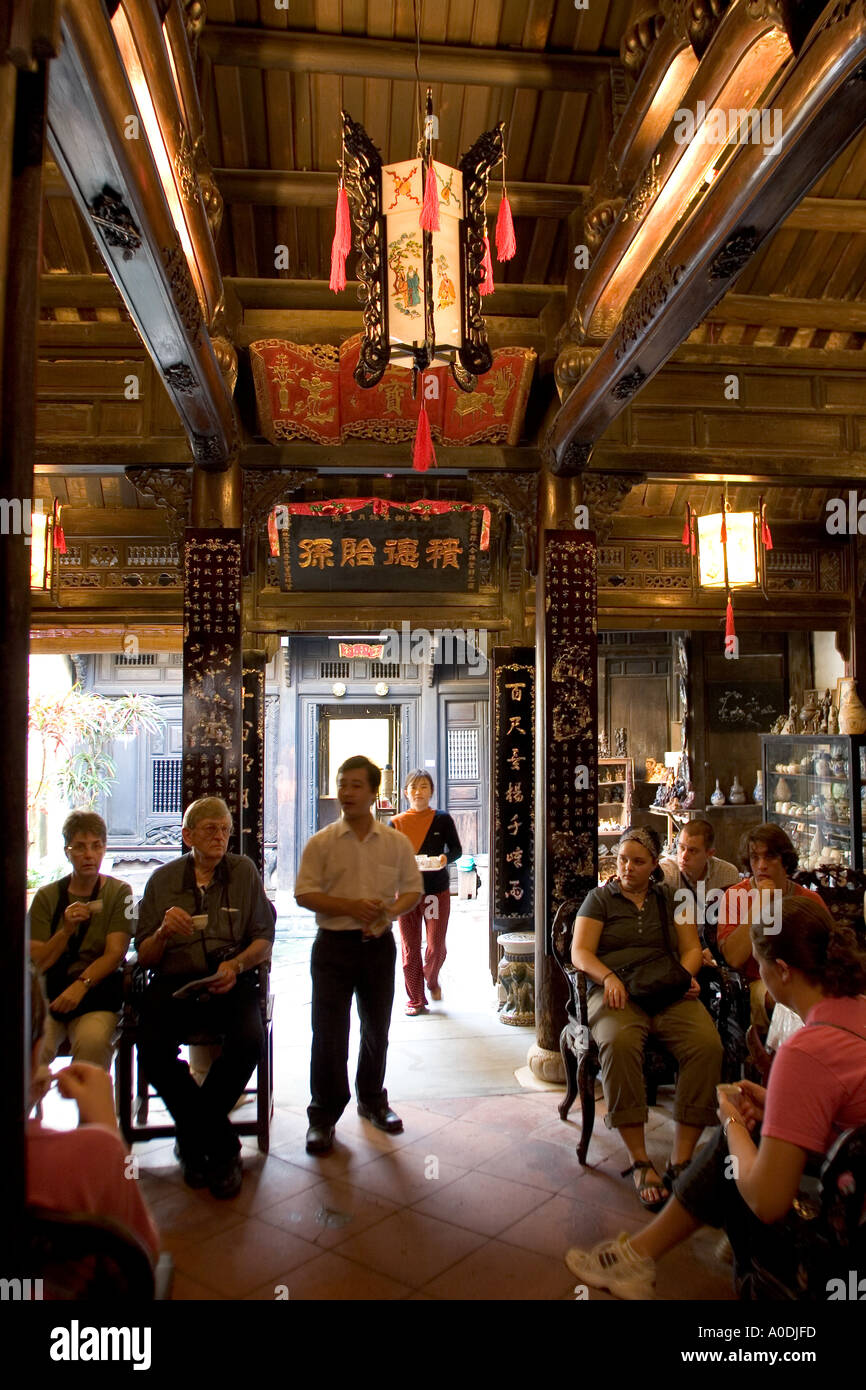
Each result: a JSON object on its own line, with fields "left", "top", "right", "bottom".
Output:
{"left": 42, "top": 896, "right": 737, "bottom": 1301}
{"left": 130, "top": 1090, "right": 736, "bottom": 1302}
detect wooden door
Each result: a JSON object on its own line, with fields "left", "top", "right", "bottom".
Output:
{"left": 441, "top": 694, "right": 488, "bottom": 855}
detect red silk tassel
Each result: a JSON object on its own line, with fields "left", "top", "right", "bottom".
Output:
{"left": 413, "top": 391, "right": 436, "bottom": 473}
{"left": 761, "top": 511, "right": 773, "bottom": 550}
{"left": 720, "top": 513, "right": 727, "bottom": 545}
{"left": 329, "top": 184, "right": 351, "bottom": 292}
{"left": 53, "top": 501, "right": 66, "bottom": 555}
{"left": 420, "top": 162, "right": 440, "bottom": 231}
{"left": 725, "top": 597, "right": 736, "bottom": 642}
{"left": 681, "top": 509, "right": 690, "bottom": 547}
{"left": 495, "top": 191, "right": 516, "bottom": 261}
{"left": 480, "top": 233, "right": 495, "bottom": 295}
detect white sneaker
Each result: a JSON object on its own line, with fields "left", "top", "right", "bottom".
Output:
{"left": 565, "top": 1232, "right": 656, "bottom": 1300}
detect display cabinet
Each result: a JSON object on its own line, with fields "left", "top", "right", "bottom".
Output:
{"left": 761, "top": 735, "right": 866, "bottom": 871}
{"left": 598, "top": 756, "right": 633, "bottom": 878}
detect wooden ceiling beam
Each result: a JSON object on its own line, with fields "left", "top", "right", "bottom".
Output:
{"left": 227, "top": 277, "right": 565, "bottom": 317}
{"left": 198, "top": 26, "right": 611, "bottom": 92}
{"left": 210, "top": 169, "right": 586, "bottom": 218}
{"left": 707, "top": 295, "right": 866, "bottom": 333}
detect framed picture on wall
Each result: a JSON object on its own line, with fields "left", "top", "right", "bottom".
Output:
{"left": 707, "top": 681, "right": 787, "bottom": 733}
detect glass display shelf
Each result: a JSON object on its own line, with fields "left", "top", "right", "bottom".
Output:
{"left": 760, "top": 734, "right": 866, "bottom": 871}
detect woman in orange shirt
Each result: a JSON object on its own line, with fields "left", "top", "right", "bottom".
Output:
{"left": 392, "top": 770, "right": 462, "bottom": 1015}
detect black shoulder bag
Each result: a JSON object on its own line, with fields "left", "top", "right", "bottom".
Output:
{"left": 612, "top": 886, "right": 693, "bottom": 1015}
{"left": 43, "top": 876, "right": 123, "bottom": 1020}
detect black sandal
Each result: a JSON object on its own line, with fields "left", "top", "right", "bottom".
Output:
{"left": 621, "top": 1160, "right": 667, "bottom": 1212}
{"left": 663, "top": 1159, "right": 691, "bottom": 1192}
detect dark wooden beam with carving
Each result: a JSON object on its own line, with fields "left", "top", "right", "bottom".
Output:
{"left": 46, "top": 0, "right": 238, "bottom": 470}
{"left": 549, "top": 7, "right": 866, "bottom": 473}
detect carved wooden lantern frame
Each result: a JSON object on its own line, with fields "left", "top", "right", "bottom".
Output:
{"left": 341, "top": 98, "right": 504, "bottom": 395}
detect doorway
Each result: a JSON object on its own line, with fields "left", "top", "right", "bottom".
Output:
{"left": 316, "top": 703, "right": 400, "bottom": 829}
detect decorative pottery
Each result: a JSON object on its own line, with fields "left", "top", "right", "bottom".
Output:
{"left": 710, "top": 779, "right": 725, "bottom": 806}
{"left": 838, "top": 678, "right": 866, "bottom": 735}
{"left": 729, "top": 776, "right": 746, "bottom": 804}
{"left": 774, "top": 777, "right": 791, "bottom": 801}
{"left": 827, "top": 705, "right": 839, "bottom": 736}
{"left": 752, "top": 770, "right": 763, "bottom": 804}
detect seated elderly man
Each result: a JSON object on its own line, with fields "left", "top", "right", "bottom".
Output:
{"left": 135, "top": 797, "right": 274, "bottom": 1200}
{"left": 660, "top": 820, "right": 740, "bottom": 961}
{"left": 28, "top": 810, "right": 133, "bottom": 1070}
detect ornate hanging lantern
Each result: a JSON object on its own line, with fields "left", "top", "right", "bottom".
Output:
{"left": 331, "top": 91, "right": 508, "bottom": 468}
{"left": 682, "top": 489, "right": 773, "bottom": 644}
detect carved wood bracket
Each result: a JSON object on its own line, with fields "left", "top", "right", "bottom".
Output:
{"left": 474, "top": 471, "right": 540, "bottom": 575}
{"left": 125, "top": 467, "right": 192, "bottom": 549}
{"left": 583, "top": 472, "right": 646, "bottom": 543}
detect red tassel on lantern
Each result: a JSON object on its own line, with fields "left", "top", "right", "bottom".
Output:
{"left": 420, "top": 162, "right": 440, "bottom": 232}
{"left": 480, "top": 233, "right": 495, "bottom": 295}
{"left": 329, "top": 184, "right": 351, "bottom": 292}
{"left": 53, "top": 501, "right": 66, "bottom": 555}
{"left": 495, "top": 191, "right": 516, "bottom": 261}
{"left": 720, "top": 513, "right": 727, "bottom": 545}
{"left": 681, "top": 508, "right": 690, "bottom": 548}
{"left": 761, "top": 509, "right": 773, "bottom": 551}
{"left": 725, "top": 597, "right": 736, "bottom": 642}
{"left": 413, "top": 387, "right": 436, "bottom": 473}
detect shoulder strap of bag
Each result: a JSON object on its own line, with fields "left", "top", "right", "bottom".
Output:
{"left": 652, "top": 882, "right": 677, "bottom": 957}
{"left": 803, "top": 1020, "right": 866, "bottom": 1045}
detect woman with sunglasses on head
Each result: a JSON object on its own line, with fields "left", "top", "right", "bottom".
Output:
{"left": 565, "top": 895, "right": 866, "bottom": 1300}
{"left": 572, "top": 826, "right": 723, "bottom": 1211}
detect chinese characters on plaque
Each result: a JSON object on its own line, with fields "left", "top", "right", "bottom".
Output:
{"left": 241, "top": 653, "right": 266, "bottom": 879}
{"left": 277, "top": 507, "right": 478, "bottom": 592}
{"left": 491, "top": 648, "right": 535, "bottom": 925}
{"left": 183, "top": 530, "right": 243, "bottom": 845}
{"left": 542, "top": 533, "right": 598, "bottom": 952}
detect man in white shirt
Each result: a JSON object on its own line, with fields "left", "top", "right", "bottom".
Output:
{"left": 660, "top": 819, "right": 740, "bottom": 958}
{"left": 295, "top": 755, "right": 423, "bottom": 1155}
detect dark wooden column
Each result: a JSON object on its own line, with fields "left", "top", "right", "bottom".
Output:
{"left": 528, "top": 469, "right": 596, "bottom": 1082}
{"left": 1, "top": 50, "right": 48, "bottom": 1257}
{"left": 489, "top": 647, "right": 535, "bottom": 979}
{"left": 241, "top": 647, "right": 267, "bottom": 878}
{"left": 182, "top": 461, "right": 244, "bottom": 848}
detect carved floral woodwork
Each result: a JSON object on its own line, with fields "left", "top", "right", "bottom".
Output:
{"left": 126, "top": 467, "right": 192, "bottom": 548}
{"left": 582, "top": 472, "right": 645, "bottom": 542}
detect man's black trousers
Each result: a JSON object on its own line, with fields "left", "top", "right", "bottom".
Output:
{"left": 308, "top": 928, "right": 396, "bottom": 1128}
{"left": 137, "top": 971, "right": 264, "bottom": 1163}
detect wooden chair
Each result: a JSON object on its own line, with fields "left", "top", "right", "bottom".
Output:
{"left": 793, "top": 867, "right": 866, "bottom": 941}
{"left": 23, "top": 1207, "right": 173, "bottom": 1300}
{"left": 114, "top": 960, "right": 274, "bottom": 1153}
{"left": 746, "top": 1125, "right": 866, "bottom": 1300}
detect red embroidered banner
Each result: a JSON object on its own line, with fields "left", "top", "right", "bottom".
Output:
{"left": 250, "top": 336, "right": 535, "bottom": 448}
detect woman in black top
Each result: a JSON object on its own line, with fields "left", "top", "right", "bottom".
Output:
{"left": 572, "top": 826, "right": 722, "bottom": 1210}
{"left": 392, "top": 771, "right": 462, "bottom": 1015}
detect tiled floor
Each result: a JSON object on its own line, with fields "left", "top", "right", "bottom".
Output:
{"left": 119, "top": 899, "right": 736, "bottom": 1303}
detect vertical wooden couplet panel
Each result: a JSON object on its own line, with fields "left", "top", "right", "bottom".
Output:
{"left": 182, "top": 529, "right": 243, "bottom": 850}
{"left": 541, "top": 532, "right": 599, "bottom": 951}
{"left": 490, "top": 646, "right": 535, "bottom": 932}
{"left": 242, "top": 649, "right": 266, "bottom": 878}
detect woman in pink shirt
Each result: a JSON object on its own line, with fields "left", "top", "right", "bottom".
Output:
{"left": 27, "top": 966, "right": 160, "bottom": 1261}
{"left": 565, "top": 895, "right": 866, "bottom": 1299}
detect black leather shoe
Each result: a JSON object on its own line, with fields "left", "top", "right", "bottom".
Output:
{"left": 357, "top": 1102, "right": 403, "bottom": 1134}
{"left": 208, "top": 1155, "right": 243, "bottom": 1200}
{"left": 174, "top": 1142, "right": 209, "bottom": 1189}
{"left": 305, "top": 1123, "right": 335, "bottom": 1155}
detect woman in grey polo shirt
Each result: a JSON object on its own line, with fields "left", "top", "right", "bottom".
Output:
{"left": 572, "top": 827, "right": 723, "bottom": 1211}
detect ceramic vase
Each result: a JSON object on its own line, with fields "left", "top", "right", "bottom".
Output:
{"left": 753, "top": 770, "right": 763, "bottom": 805}
{"left": 729, "top": 776, "right": 746, "bottom": 804}
{"left": 710, "top": 779, "right": 725, "bottom": 806}
{"left": 838, "top": 678, "right": 866, "bottom": 735}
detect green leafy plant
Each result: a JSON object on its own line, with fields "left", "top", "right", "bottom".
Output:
{"left": 29, "top": 686, "right": 165, "bottom": 814}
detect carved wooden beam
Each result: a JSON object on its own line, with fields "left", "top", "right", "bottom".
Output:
{"left": 707, "top": 294, "right": 866, "bottom": 332}
{"left": 47, "top": 0, "right": 238, "bottom": 470}
{"left": 549, "top": 1, "right": 866, "bottom": 474}
{"left": 199, "top": 26, "right": 612, "bottom": 92}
